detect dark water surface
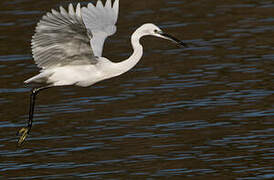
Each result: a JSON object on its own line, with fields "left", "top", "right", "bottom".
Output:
{"left": 0, "top": 0, "right": 273, "bottom": 179}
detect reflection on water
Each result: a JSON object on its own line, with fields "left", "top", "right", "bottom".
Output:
{"left": 0, "top": 0, "right": 273, "bottom": 179}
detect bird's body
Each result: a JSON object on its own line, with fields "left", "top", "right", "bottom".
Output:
{"left": 25, "top": 22, "right": 147, "bottom": 87}
{"left": 26, "top": 58, "right": 112, "bottom": 87}
{"left": 17, "top": 0, "right": 186, "bottom": 146}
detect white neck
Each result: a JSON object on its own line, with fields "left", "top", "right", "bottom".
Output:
{"left": 112, "top": 26, "right": 144, "bottom": 77}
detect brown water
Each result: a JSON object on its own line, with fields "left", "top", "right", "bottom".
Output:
{"left": 0, "top": 0, "right": 273, "bottom": 179}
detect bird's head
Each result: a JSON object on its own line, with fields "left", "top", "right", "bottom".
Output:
{"left": 139, "top": 23, "right": 187, "bottom": 47}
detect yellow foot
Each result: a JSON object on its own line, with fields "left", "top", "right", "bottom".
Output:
{"left": 17, "top": 127, "right": 30, "bottom": 146}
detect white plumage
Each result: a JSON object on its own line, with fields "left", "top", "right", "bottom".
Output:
{"left": 17, "top": 0, "right": 186, "bottom": 146}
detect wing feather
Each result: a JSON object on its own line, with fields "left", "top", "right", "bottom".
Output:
{"left": 32, "top": 3, "right": 97, "bottom": 69}
{"left": 105, "top": 0, "right": 112, "bottom": 9}
{"left": 96, "top": 0, "right": 104, "bottom": 9}
{"left": 88, "top": 3, "right": 95, "bottom": 9}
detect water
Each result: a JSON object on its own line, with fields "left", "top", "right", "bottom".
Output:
{"left": 0, "top": 0, "right": 273, "bottom": 179}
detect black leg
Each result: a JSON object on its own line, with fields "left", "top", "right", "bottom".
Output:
{"left": 17, "top": 86, "right": 51, "bottom": 146}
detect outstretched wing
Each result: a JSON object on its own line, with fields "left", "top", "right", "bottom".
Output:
{"left": 32, "top": 3, "right": 97, "bottom": 69}
{"left": 81, "top": 0, "right": 119, "bottom": 57}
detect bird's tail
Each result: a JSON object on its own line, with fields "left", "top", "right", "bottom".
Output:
{"left": 24, "top": 71, "right": 53, "bottom": 84}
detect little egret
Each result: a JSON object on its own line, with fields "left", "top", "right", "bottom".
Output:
{"left": 17, "top": 0, "right": 187, "bottom": 146}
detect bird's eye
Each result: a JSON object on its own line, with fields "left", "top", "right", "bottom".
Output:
{"left": 154, "top": 29, "right": 158, "bottom": 33}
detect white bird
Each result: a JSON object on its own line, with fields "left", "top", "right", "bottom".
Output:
{"left": 17, "top": 0, "right": 186, "bottom": 146}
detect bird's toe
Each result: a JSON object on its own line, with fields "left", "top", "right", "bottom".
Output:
{"left": 17, "top": 127, "right": 30, "bottom": 146}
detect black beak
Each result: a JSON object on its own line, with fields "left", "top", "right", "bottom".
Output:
{"left": 161, "top": 32, "right": 188, "bottom": 47}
